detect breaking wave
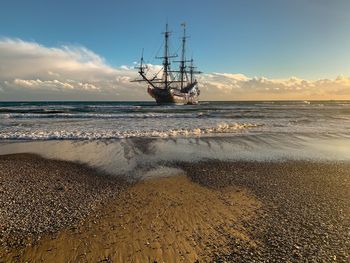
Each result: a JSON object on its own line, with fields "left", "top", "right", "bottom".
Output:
{"left": 0, "top": 122, "right": 261, "bottom": 140}
{"left": 1, "top": 101, "right": 350, "bottom": 141}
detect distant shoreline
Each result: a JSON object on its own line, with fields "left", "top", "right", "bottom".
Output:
{"left": 1, "top": 99, "right": 350, "bottom": 103}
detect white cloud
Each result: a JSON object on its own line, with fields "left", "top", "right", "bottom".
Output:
{"left": 13, "top": 79, "right": 74, "bottom": 90}
{"left": 0, "top": 38, "right": 349, "bottom": 101}
{"left": 198, "top": 73, "right": 350, "bottom": 100}
{"left": 120, "top": 65, "right": 132, "bottom": 70}
{"left": 0, "top": 38, "right": 147, "bottom": 100}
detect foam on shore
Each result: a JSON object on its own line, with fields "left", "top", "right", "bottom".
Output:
{"left": 0, "top": 122, "right": 260, "bottom": 140}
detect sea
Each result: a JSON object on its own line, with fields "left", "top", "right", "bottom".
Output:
{"left": 1, "top": 101, "right": 350, "bottom": 178}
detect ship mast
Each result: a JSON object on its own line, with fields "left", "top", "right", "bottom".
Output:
{"left": 132, "top": 23, "right": 201, "bottom": 91}
{"left": 190, "top": 57, "right": 194, "bottom": 84}
{"left": 153, "top": 23, "right": 178, "bottom": 89}
{"left": 180, "top": 23, "right": 187, "bottom": 91}
{"left": 188, "top": 56, "right": 202, "bottom": 84}
{"left": 163, "top": 23, "right": 170, "bottom": 89}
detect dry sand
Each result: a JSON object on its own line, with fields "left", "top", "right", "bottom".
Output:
{"left": 0, "top": 154, "right": 126, "bottom": 250}
{"left": 0, "top": 155, "right": 260, "bottom": 262}
{"left": 2, "top": 154, "right": 350, "bottom": 262}
{"left": 180, "top": 161, "right": 350, "bottom": 262}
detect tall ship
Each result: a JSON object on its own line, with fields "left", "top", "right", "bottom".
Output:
{"left": 133, "top": 23, "right": 201, "bottom": 104}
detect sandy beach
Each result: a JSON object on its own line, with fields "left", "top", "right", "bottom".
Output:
{"left": 1, "top": 154, "right": 350, "bottom": 262}
{"left": 1, "top": 0, "right": 350, "bottom": 260}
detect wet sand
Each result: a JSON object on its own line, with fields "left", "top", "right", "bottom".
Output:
{"left": 1, "top": 154, "right": 350, "bottom": 262}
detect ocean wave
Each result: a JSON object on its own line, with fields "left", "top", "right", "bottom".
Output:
{"left": 0, "top": 111, "right": 308, "bottom": 120}
{"left": 0, "top": 122, "right": 262, "bottom": 140}
{"left": 0, "top": 112, "right": 203, "bottom": 119}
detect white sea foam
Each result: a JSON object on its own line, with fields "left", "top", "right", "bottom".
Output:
{"left": 1, "top": 101, "right": 350, "bottom": 141}
{"left": 0, "top": 122, "right": 261, "bottom": 140}
{"left": 0, "top": 112, "right": 200, "bottom": 119}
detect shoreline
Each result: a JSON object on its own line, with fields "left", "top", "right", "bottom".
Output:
{"left": 1, "top": 154, "right": 350, "bottom": 262}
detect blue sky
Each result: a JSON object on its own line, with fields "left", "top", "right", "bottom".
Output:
{"left": 0, "top": 0, "right": 350, "bottom": 101}
{"left": 1, "top": 0, "right": 350, "bottom": 79}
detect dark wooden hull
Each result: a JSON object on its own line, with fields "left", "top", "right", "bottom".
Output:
{"left": 147, "top": 87, "right": 199, "bottom": 105}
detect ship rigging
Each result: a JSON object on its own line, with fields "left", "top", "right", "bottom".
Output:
{"left": 132, "top": 23, "right": 201, "bottom": 104}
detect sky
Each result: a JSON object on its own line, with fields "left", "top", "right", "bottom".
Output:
{"left": 0, "top": 0, "right": 350, "bottom": 100}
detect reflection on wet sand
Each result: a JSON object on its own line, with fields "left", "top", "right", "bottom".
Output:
{"left": 0, "top": 133, "right": 350, "bottom": 180}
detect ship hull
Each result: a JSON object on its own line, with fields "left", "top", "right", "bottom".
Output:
{"left": 147, "top": 87, "right": 198, "bottom": 105}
